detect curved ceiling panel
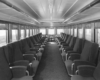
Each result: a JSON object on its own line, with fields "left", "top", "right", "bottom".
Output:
{"left": 0, "top": 0, "right": 99, "bottom": 27}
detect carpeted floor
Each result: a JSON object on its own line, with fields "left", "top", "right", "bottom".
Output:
{"left": 34, "top": 42, "right": 70, "bottom": 80}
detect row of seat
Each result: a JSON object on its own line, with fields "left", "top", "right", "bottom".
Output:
{"left": 56, "top": 33, "right": 100, "bottom": 80}
{"left": 0, "top": 33, "right": 47, "bottom": 80}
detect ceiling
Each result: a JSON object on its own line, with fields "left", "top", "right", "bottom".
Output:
{"left": 0, "top": 0, "right": 100, "bottom": 27}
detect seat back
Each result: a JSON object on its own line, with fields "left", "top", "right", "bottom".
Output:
{"left": 80, "top": 40, "right": 93, "bottom": 61}
{"left": 0, "top": 47, "right": 12, "bottom": 80}
{"left": 7, "top": 44, "right": 15, "bottom": 64}
{"left": 73, "top": 38, "right": 83, "bottom": 53}
{"left": 65, "top": 35, "right": 72, "bottom": 44}
{"left": 13, "top": 42, "right": 24, "bottom": 62}
{"left": 63, "top": 34, "right": 69, "bottom": 42}
{"left": 21, "top": 39, "right": 30, "bottom": 53}
{"left": 94, "top": 54, "right": 100, "bottom": 80}
{"left": 88, "top": 43, "right": 99, "bottom": 63}
{"left": 69, "top": 37, "right": 76, "bottom": 48}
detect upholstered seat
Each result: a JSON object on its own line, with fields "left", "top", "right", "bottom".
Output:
{"left": 65, "top": 41, "right": 98, "bottom": 75}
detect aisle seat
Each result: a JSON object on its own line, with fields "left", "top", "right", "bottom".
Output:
{"left": 0, "top": 47, "right": 33, "bottom": 80}
{"left": 65, "top": 41, "right": 99, "bottom": 76}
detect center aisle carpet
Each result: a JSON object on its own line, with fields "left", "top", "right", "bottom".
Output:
{"left": 34, "top": 42, "right": 70, "bottom": 80}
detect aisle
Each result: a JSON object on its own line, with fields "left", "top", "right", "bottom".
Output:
{"left": 34, "top": 42, "right": 70, "bottom": 80}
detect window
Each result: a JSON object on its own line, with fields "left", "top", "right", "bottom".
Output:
{"left": 0, "top": 30, "right": 7, "bottom": 47}
{"left": 33, "top": 29, "right": 34, "bottom": 35}
{"left": 12, "top": 29, "right": 18, "bottom": 42}
{"left": 30, "top": 29, "right": 32, "bottom": 36}
{"left": 97, "top": 29, "right": 100, "bottom": 46}
{"left": 26, "top": 29, "right": 29, "bottom": 37}
{"left": 68, "top": 29, "right": 71, "bottom": 34}
{"left": 74, "top": 28, "right": 77, "bottom": 37}
{"left": 48, "top": 28, "right": 55, "bottom": 35}
{"left": 20, "top": 30, "right": 25, "bottom": 39}
{"left": 71, "top": 28, "right": 73, "bottom": 35}
{"left": 78, "top": 28, "right": 83, "bottom": 38}
{"left": 40, "top": 29, "right": 46, "bottom": 35}
{"left": 85, "top": 29, "right": 92, "bottom": 41}
{"left": 57, "top": 29, "right": 64, "bottom": 35}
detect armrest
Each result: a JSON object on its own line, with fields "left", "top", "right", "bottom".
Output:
{"left": 23, "top": 54, "right": 37, "bottom": 62}
{"left": 13, "top": 60, "right": 29, "bottom": 66}
{"left": 30, "top": 48, "right": 38, "bottom": 51}
{"left": 66, "top": 52, "right": 79, "bottom": 60}
{"left": 68, "top": 53, "right": 81, "bottom": 61}
{"left": 25, "top": 51, "right": 37, "bottom": 55}
{"left": 39, "top": 48, "right": 44, "bottom": 51}
{"left": 62, "top": 44, "right": 69, "bottom": 46}
{"left": 72, "top": 60, "right": 96, "bottom": 75}
{"left": 64, "top": 47, "right": 73, "bottom": 51}
{"left": 34, "top": 44, "right": 41, "bottom": 46}
{"left": 67, "top": 51, "right": 78, "bottom": 53}
{"left": 77, "top": 65, "right": 96, "bottom": 77}
{"left": 10, "top": 66, "right": 28, "bottom": 78}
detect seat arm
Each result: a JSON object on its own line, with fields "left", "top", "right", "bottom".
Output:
{"left": 10, "top": 66, "right": 28, "bottom": 78}
{"left": 67, "top": 51, "right": 78, "bottom": 53}
{"left": 13, "top": 60, "right": 29, "bottom": 66}
{"left": 34, "top": 44, "right": 41, "bottom": 46}
{"left": 66, "top": 52, "right": 79, "bottom": 60}
{"left": 23, "top": 54, "right": 37, "bottom": 62}
{"left": 25, "top": 51, "right": 37, "bottom": 55}
{"left": 64, "top": 47, "right": 73, "bottom": 51}
{"left": 77, "top": 65, "right": 96, "bottom": 77}
{"left": 72, "top": 60, "right": 96, "bottom": 75}
{"left": 30, "top": 48, "right": 38, "bottom": 51}
{"left": 68, "top": 53, "right": 80, "bottom": 61}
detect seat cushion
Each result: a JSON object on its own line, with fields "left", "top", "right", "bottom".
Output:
{"left": 31, "top": 60, "right": 39, "bottom": 73}
{"left": 65, "top": 60, "right": 72, "bottom": 67}
{"left": 65, "top": 60, "right": 73, "bottom": 75}
{"left": 71, "top": 75, "right": 95, "bottom": 80}
{"left": 12, "top": 76, "right": 33, "bottom": 80}
{"left": 93, "top": 62, "right": 100, "bottom": 80}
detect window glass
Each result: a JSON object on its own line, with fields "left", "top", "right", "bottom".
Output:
{"left": 71, "top": 29, "right": 73, "bottom": 35}
{"left": 30, "top": 29, "right": 32, "bottom": 36}
{"left": 85, "top": 29, "right": 92, "bottom": 41}
{"left": 33, "top": 29, "right": 34, "bottom": 35}
{"left": 97, "top": 29, "right": 100, "bottom": 46}
{"left": 78, "top": 28, "right": 83, "bottom": 38}
{"left": 57, "top": 29, "right": 64, "bottom": 35}
{"left": 40, "top": 29, "right": 46, "bottom": 35}
{"left": 48, "top": 29, "right": 55, "bottom": 35}
{"left": 74, "top": 28, "right": 77, "bottom": 37}
{"left": 34, "top": 29, "right": 36, "bottom": 35}
{"left": 20, "top": 29, "right": 24, "bottom": 39}
{"left": 68, "top": 29, "right": 71, "bottom": 34}
{"left": 12, "top": 29, "right": 18, "bottom": 42}
{"left": 26, "top": 29, "right": 29, "bottom": 37}
{"left": 0, "top": 30, "right": 7, "bottom": 47}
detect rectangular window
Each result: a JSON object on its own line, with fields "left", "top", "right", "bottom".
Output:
{"left": 33, "top": 29, "right": 34, "bottom": 35}
{"left": 40, "top": 29, "right": 46, "bottom": 35}
{"left": 26, "top": 29, "right": 29, "bottom": 37}
{"left": 30, "top": 29, "right": 32, "bottom": 36}
{"left": 0, "top": 30, "right": 7, "bottom": 47}
{"left": 74, "top": 28, "right": 77, "bottom": 37}
{"left": 12, "top": 29, "right": 18, "bottom": 42}
{"left": 85, "top": 29, "right": 92, "bottom": 41}
{"left": 97, "top": 29, "right": 100, "bottom": 46}
{"left": 48, "top": 28, "right": 55, "bottom": 35}
{"left": 20, "top": 30, "right": 25, "bottom": 39}
{"left": 68, "top": 29, "right": 71, "bottom": 34}
{"left": 57, "top": 29, "right": 64, "bottom": 35}
{"left": 71, "top": 28, "right": 73, "bottom": 35}
{"left": 78, "top": 28, "right": 83, "bottom": 38}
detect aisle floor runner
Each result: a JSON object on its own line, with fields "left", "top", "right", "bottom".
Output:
{"left": 34, "top": 42, "right": 70, "bottom": 80}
